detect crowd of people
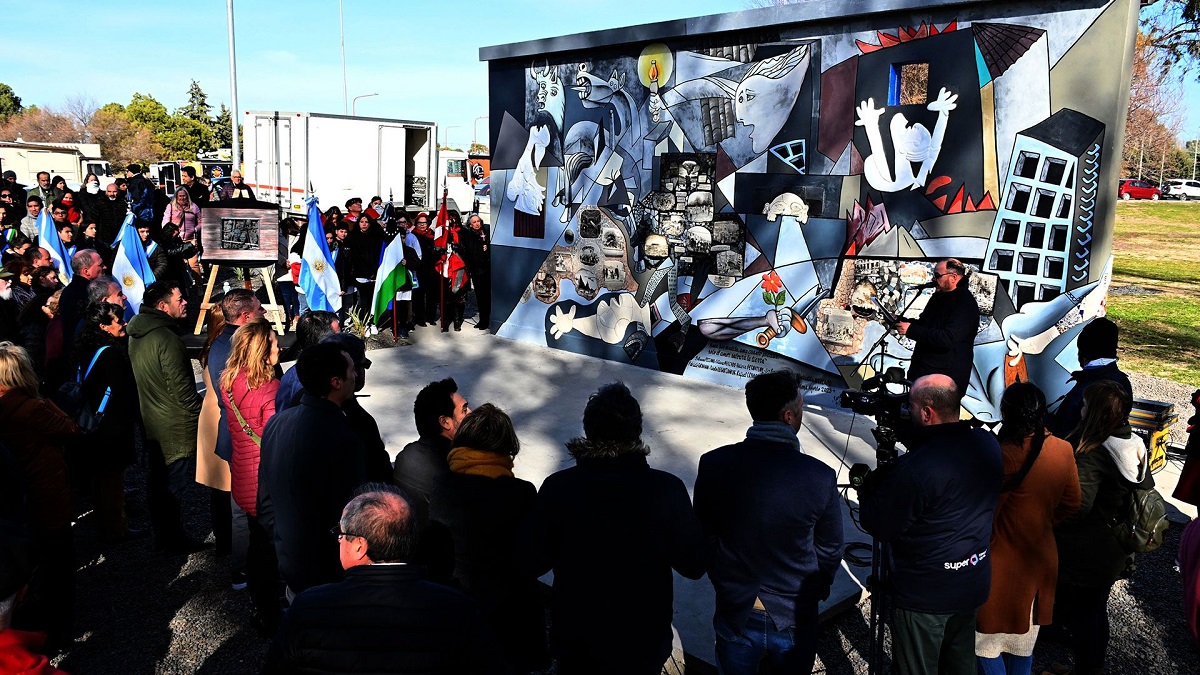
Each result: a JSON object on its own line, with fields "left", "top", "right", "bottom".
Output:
{"left": 0, "top": 172, "right": 1197, "bottom": 675}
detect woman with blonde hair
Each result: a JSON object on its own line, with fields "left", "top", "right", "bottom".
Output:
{"left": 220, "top": 318, "right": 282, "bottom": 633}
{"left": 1054, "top": 380, "right": 1142, "bottom": 675}
{"left": 163, "top": 186, "right": 202, "bottom": 241}
{"left": 0, "top": 341, "right": 78, "bottom": 648}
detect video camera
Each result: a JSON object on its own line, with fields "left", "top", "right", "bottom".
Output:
{"left": 838, "top": 366, "right": 913, "bottom": 464}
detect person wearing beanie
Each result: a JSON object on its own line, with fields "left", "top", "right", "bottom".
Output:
{"left": 520, "top": 382, "right": 707, "bottom": 675}
{"left": 1046, "top": 317, "right": 1134, "bottom": 439}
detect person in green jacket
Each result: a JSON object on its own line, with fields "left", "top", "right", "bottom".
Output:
{"left": 127, "top": 279, "right": 204, "bottom": 554}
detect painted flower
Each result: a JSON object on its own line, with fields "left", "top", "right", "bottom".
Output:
{"left": 761, "top": 271, "right": 783, "bottom": 293}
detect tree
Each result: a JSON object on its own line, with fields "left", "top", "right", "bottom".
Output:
{"left": 87, "top": 104, "right": 161, "bottom": 167}
{"left": 0, "top": 106, "right": 83, "bottom": 142}
{"left": 157, "top": 115, "right": 214, "bottom": 160}
{"left": 469, "top": 142, "right": 489, "bottom": 155}
{"left": 1142, "top": 0, "right": 1200, "bottom": 76}
{"left": 178, "top": 80, "right": 212, "bottom": 125}
{"left": 0, "top": 83, "right": 22, "bottom": 123}
{"left": 212, "top": 104, "right": 233, "bottom": 148}
{"left": 63, "top": 94, "right": 98, "bottom": 138}
{"left": 125, "top": 93, "right": 171, "bottom": 134}
{"left": 1122, "top": 31, "right": 1185, "bottom": 181}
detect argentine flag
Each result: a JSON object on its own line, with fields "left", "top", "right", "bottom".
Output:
{"left": 299, "top": 196, "right": 342, "bottom": 312}
{"left": 36, "top": 209, "right": 73, "bottom": 284}
{"left": 112, "top": 213, "right": 156, "bottom": 313}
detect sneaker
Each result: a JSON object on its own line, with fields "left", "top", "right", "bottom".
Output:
{"left": 231, "top": 572, "right": 248, "bottom": 591}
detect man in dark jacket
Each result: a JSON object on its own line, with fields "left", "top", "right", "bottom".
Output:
{"left": 58, "top": 250, "right": 106, "bottom": 343}
{"left": 897, "top": 258, "right": 979, "bottom": 395}
{"left": 128, "top": 280, "right": 204, "bottom": 553}
{"left": 521, "top": 382, "right": 707, "bottom": 674}
{"left": 859, "top": 374, "right": 1003, "bottom": 675}
{"left": 0, "top": 269, "right": 19, "bottom": 344}
{"left": 393, "top": 378, "right": 470, "bottom": 506}
{"left": 96, "top": 183, "right": 128, "bottom": 245}
{"left": 321, "top": 333, "right": 392, "bottom": 483}
{"left": 1046, "top": 317, "right": 1133, "bottom": 439}
{"left": 258, "top": 342, "right": 366, "bottom": 598}
{"left": 264, "top": 483, "right": 504, "bottom": 674}
{"left": 459, "top": 214, "right": 491, "bottom": 330}
{"left": 180, "top": 166, "right": 209, "bottom": 207}
{"left": 125, "top": 165, "right": 158, "bottom": 233}
{"left": 694, "top": 370, "right": 844, "bottom": 673}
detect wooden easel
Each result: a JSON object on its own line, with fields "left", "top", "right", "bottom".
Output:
{"left": 194, "top": 264, "right": 286, "bottom": 335}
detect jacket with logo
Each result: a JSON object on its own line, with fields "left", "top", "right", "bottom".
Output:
{"left": 860, "top": 421, "right": 1003, "bottom": 613}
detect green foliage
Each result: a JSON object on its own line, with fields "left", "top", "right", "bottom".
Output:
{"left": 177, "top": 80, "right": 212, "bottom": 124}
{"left": 125, "top": 93, "right": 170, "bottom": 133}
{"left": 0, "top": 82, "right": 23, "bottom": 122}
{"left": 157, "top": 115, "right": 214, "bottom": 160}
{"left": 212, "top": 104, "right": 233, "bottom": 148}
{"left": 761, "top": 290, "right": 786, "bottom": 306}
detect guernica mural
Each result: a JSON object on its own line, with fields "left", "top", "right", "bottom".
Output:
{"left": 480, "top": 0, "right": 1140, "bottom": 420}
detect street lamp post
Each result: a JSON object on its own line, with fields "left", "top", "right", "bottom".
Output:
{"left": 442, "top": 125, "right": 462, "bottom": 149}
{"left": 226, "top": 0, "right": 240, "bottom": 168}
{"left": 473, "top": 115, "right": 489, "bottom": 146}
{"left": 339, "top": 0, "right": 348, "bottom": 115}
{"left": 352, "top": 93, "right": 378, "bottom": 116}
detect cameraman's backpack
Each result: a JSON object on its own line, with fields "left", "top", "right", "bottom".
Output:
{"left": 129, "top": 179, "right": 155, "bottom": 224}
{"left": 1111, "top": 469, "right": 1170, "bottom": 554}
{"left": 53, "top": 346, "right": 112, "bottom": 435}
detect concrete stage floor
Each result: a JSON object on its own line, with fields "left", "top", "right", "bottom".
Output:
{"left": 346, "top": 323, "right": 1194, "bottom": 668}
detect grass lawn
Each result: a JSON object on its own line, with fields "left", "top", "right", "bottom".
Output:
{"left": 1107, "top": 201, "right": 1200, "bottom": 387}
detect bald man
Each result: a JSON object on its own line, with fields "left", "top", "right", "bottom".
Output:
{"left": 218, "top": 170, "right": 256, "bottom": 201}
{"left": 896, "top": 258, "right": 979, "bottom": 396}
{"left": 858, "top": 374, "right": 1002, "bottom": 675}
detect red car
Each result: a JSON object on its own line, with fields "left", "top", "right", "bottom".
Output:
{"left": 1118, "top": 179, "right": 1162, "bottom": 200}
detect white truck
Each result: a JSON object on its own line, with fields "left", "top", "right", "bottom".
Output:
{"left": 0, "top": 140, "right": 112, "bottom": 188}
{"left": 242, "top": 111, "right": 476, "bottom": 219}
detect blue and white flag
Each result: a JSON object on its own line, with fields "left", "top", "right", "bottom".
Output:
{"left": 112, "top": 212, "right": 133, "bottom": 248}
{"left": 112, "top": 213, "right": 156, "bottom": 313}
{"left": 299, "top": 196, "right": 342, "bottom": 312}
{"left": 36, "top": 210, "right": 73, "bottom": 284}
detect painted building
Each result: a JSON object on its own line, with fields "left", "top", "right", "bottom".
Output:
{"left": 480, "top": 0, "right": 1141, "bottom": 420}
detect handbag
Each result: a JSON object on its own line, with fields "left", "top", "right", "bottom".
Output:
{"left": 226, "top": 389, "right": 262, "bottom": 446}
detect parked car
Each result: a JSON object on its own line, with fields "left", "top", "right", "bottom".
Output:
{"left": 1163, "top": 178, "right": 1200, "bottom": 201}
{"left": 1118, "top": 179, "right": 1162, "bottom": 200}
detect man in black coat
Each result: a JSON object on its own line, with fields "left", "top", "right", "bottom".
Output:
{"left": 897, "top": 258, "right": 979, "bottom": 395}
{"left": 459, "top": 214, "right": 491, "bottom": 330}
{"left": 59, "top": 249, "right": 107, "bottom": 342}
{"left": 859, "top": 374, "right": 1003, "bottom": 675}
{"left": 1045, "top": 317, "right": 1134, "bottom": 439}
{"left": 258, "top": 343, "right": 367, "bottom": 598}
{"left": 321, "top": 333, "right": 392, "bottom": 483}
{"left": 521, "top": 382, "right": 707, "bottom": 675}
{"left": 264, "top": 483, "right": 505, "bottom": 674}
{"left": 96, "top": 183, "right": 128, "bottom": 245}
{"left": 694, "top": 370, "right": 844, "bottom": 673}
{"left": 392, "top": 378, "right": 470, "bottom": 507}
{"left": 0, "top": 268, "right": 19, "bottom": 344}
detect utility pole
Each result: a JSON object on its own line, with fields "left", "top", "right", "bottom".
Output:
{"left": 226, "top": 0, "right": 240, "bottom": 169}
{"left": 339, "top": 0, "right": 348, "bottom": 115}
{"left": 1192, "top": 135, "right": 1198, "bottom": 180}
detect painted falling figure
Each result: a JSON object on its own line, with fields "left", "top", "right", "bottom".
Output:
{"left": 855, "top": 87, "right": 958, "bottom": 192}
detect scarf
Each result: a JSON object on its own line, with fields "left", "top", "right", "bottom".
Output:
{"left": 448, "top": 446, "right": 513, "bottom": 478}
{"left": 745, "top": 421, "right": 801, "bottom": 451}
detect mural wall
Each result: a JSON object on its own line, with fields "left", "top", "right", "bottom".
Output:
{"left": 482, "top": 0, "right": 1139, "bottom": 420}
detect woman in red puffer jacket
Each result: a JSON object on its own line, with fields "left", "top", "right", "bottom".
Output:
{"left": 219, "top": 318, "right": 282, "bottom": 633}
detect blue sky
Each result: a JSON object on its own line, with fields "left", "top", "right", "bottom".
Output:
{"left": 3, "top": 0, "right": 739, "bottom": 150}
{"left": 5, "top": 1, "right": 1198, "bottom": 150}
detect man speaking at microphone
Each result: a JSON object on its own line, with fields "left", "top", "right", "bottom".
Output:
{"left": 895, "top": 259, "right": 978, "bottom": 396}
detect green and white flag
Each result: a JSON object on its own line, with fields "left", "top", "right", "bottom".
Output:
{"left": 371, "top": 234, "right": 410, "bottom": 320}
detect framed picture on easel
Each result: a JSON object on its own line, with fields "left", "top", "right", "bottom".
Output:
{"left": 194, "top": 204, "right": 286, "bottom": 335}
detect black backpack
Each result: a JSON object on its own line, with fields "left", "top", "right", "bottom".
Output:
{"left": 53, "top": 346, "right": 112, "bottom": 434}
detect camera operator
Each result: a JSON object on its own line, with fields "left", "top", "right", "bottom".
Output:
{"left": 895, "top": 259, "right": 977, "bottom": 395}
{"left": 858, "top": 374, "right": 1003, "bottom": 675}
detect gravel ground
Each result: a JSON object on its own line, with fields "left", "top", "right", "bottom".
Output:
{"left": 50, "top": 357, "right": 1200, "bottom": 674}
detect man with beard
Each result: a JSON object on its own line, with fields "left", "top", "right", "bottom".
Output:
{"left": 96, "top": 184, "right": 128, "bottom": 245}
{"left": 0, "top": 267, "right": 19, "bottom": 343}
